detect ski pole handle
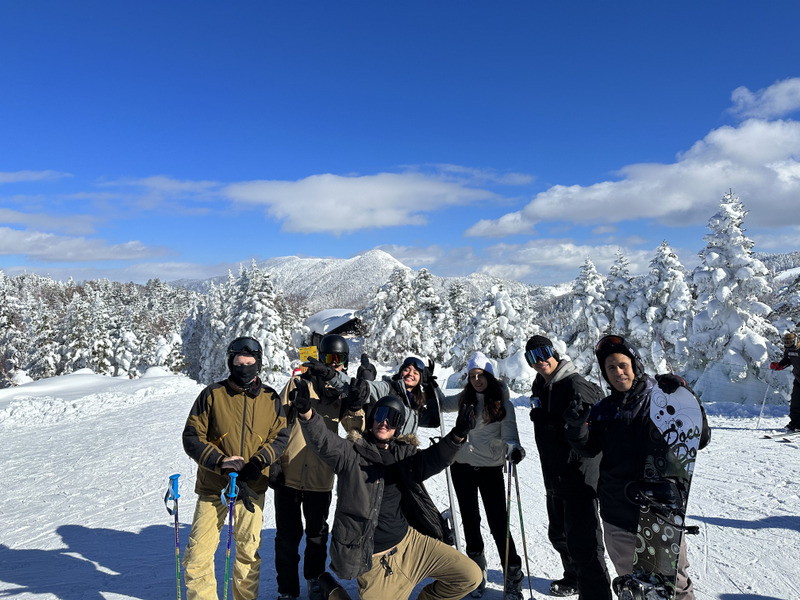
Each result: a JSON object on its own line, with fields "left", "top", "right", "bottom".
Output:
{"left": 165, "top": 473, "right": 181, "bottom": 515}
{"left": 169, "top": 474, "right": 181, "bottom": 500}
{"left": 225, "top": 473, "right": 238, "bottom": 502}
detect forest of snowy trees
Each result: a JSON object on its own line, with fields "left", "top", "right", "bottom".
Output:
{"left": 2, "top": 192, "right": 799, "bottom": 402}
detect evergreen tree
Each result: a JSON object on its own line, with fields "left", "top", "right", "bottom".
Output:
{"left": 563, "top": 258, "right": 611, "bottom": 377}
{"left": 413, "top": 268, "right": 444, "bottom": 361}
{"left": 361, "top": 268, "right": 421, "bottom": 364}
{"left": 606, "top": 249, "right": 634, "bottom": 337}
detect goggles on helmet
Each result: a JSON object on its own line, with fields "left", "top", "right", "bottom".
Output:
{"left": 525, "top": 345, "right": 554, "bottom": 366}
{"left": 373, "top": 405, "right": 403, "bottom": 429}
{"left": 320, "top": 352, "right": 348, "bottom": 366}
{"left": 400, "top": 356, "right": 425, "bottom": 372}
{"left": 228, "top": 337, "right": 262, "bottom": 355}
{"left": 594, "top": 335, "right": 626, "bottom": 355}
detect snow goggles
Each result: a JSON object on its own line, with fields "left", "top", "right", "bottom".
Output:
{"left": 594, "top": 335, "right": 626, "bottom": 355}
{"left": 373, "top": 405, "right": 403, "bottom": 429}
{"left": 525, "top": 345, "right": 553, "bottom": 366}
{"left": 227, "top": 337, "right": 262, "bottom": 355}
{"left": 400, "top": 356, "right": 425, "bottom": 372}
{"left": 320, "top": 352, "right": 347, "bottom": 366}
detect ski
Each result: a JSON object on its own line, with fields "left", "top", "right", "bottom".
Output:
{"left": 763, "top": 430, "right": 800, "bottom": 440}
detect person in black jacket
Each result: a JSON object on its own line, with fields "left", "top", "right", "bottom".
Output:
{"left": 525, "top": 335, "right": 611, "bottom": 599}
{"left": 295, "top": 390, "right": 482, "bottom": 600}
{"left": 568, "top": 335, "right": 710, "bottom": 600}
{"left": 770, "top": 331, "right": 800, "bottom": 430}
{"left": 356, "top": 352, "right": 378, "bottom": 381}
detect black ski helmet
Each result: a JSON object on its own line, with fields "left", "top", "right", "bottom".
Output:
{"left": 226, "top": 336, "right": 263, "bottom": 370}
{"left": 318, "top": 334, "right": 350, "bottom": 372}
{"left": 594, "top": 334, "right": 644, "bottom": 385}
{"left": 367, "top": 395, "right": 407, "bottom": 433}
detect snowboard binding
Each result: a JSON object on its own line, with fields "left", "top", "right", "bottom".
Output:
{"left": 612, "top": 570, "right": 671, "bottom": 600}
{"left": 624, "top": 478, "right": 699, "bottom": 535}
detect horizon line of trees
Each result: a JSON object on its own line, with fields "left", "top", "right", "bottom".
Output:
{"left": 2, "top": 192, "right": 799, "bottom": 403}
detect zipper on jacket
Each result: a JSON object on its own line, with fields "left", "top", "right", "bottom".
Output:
{"left": 240, "top": 391, "right": 248, "bottom": 457}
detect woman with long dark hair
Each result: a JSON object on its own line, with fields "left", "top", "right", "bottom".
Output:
{"left": 441, "top": 351, "right": 526, "bottom": 599}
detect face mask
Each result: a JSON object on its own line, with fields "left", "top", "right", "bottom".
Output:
{"left": 230, "top": 363, "right": 259, "bottom": 386}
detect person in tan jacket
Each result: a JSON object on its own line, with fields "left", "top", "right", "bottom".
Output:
{"left": 272, "top": 334, "right": 363, "bottom": 600}
{"left": 182, "top": 336, "right": 289, "bottom": 600}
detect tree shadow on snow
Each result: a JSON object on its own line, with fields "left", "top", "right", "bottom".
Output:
{"left": 0, "top": 524, "right": 279, "bottom": 599}
{"left": 692, "top": 514, "right": 800, "bottom": 533}
{"left": 719, "top": 594, "right": 788, "bottom": 600}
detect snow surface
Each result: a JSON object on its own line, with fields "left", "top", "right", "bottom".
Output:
{"left": 0, "top": 365, "right": 798, "bottom": 600}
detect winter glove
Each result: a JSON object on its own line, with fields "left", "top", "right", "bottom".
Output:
{"left": 770, "top": 362, "right": 784, "bottom": 371}
{"left": 422, "top": 359, "right": 438, "bottom": 387}
{"left": 347, "top": 378, "right": 370, "bottom": 412}
{"left": 656, "top": 373, "right": 687, "bottom": 394}
{"left": 291, "top": 381, "right": 314, "bottom": 414}
{"left": 563, "top": 402, "right": 591, "bottom": 428}
{"left": 452, "top": 401, "right": 477, "bottom": 439}
{"left": 506, "top": 444, "right": 525, "bottom": 464}
{"left": 235, "top": 480, "right": 259, "bottom": 513}
{"left": 303, "top": 357, "right": 337, "bottom": 381}
{"left": 238, "top": 458, "right": 265, "bottom": 484}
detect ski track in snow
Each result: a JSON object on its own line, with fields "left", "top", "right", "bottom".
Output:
{"left": 0, "top": 371, "right": 798, "bottom": 600}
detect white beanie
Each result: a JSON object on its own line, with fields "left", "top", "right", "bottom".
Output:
{"left": 467, "top": 351, "right": 494, "bottom": 376}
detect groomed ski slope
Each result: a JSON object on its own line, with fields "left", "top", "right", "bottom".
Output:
{"left": 0, "top": 367, "right": 797, "bottom": 600}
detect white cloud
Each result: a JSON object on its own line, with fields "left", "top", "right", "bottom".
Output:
{"left": 466, "top": 116, "right": 800, "bottom": 237}
{"left": 224, "top": 172, "right": 498, "bottom": 234}
{"left": 0, "top": 209, "right": 98, "bottom": 235}
{"left": 730, "top": 78, "right": 800, "bottom": 119}
{"left": 0, "top": 227, "right": 168, "bottom": 262}
{"left": 0, "top": 170, "right": 72, "bottom": 184}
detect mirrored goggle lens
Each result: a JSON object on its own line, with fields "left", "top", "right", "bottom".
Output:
{"left": 525, "top": 346, "right": 553, "bottom": 365}
{"left": 401, "top": 356, "right": 425, "bottom": 372}
{"left": 594, "top": 335, "right": 625, "bottom": 354}
{"left": 373, "top": 406, "right": 402, "bottom": 428}
{"left": 229, "top": 337, "right": 261, "bottom": 354}
{"left": 321, "top": 352, "right": 347, "bottom": 365}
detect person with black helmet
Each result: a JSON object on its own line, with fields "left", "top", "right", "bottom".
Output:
{"left": 292, "top": 389, "right": 482, "bottom": 600}
{"left": 568, "top": 334, "right": 710, "bottom": 600}
{"left": 347, "top": 355, "right": 443, "bottom": 436}
{"left": 769, "top": 331, "right": 800, "bottom": 431}
{"left": 273, "top": 334, "right": 361, "bottom": 600}
{"left": 524, "top": 335, "right": 611, "bottom": 600}
{"left": 181, "top": 336, "right": 289, "bottom": 600}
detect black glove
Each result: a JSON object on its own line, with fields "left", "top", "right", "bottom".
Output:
{"left": 422, "top": 359, "right": 438, "bottom": 387}
{"left": 235, "top": 480, "right": 259, "bottom": 513}
{"left": 507, "top": 445, "right": 525, "bottom": 464}
{"left": 347, "top": 378, "right": 370, "bottom": 412}
{"left": 238, "top": 458, "right": 264, "bottom": 484}
{"left": 291, "top": 381, "right": 313, "bottom": 414}
{"left": 563, "top": 401, "right": 591, "bottom": 427}
{"left": 656, "top": 373, "right": 686, "bottom": 394}
{"left": 304, "top": 357, "right": 337, "bottom": 381}
{"left": 453, "top": 401, "right": 477, "bottom": 438}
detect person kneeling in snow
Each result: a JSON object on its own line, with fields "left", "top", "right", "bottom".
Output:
{"left": 295, "top": 389, "right": 482, "bottom": 600}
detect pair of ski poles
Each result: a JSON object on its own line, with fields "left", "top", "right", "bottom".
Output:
{"left": 164, "top": 472, "right": 239, "bottom": 600}
{"left": 504, "top": 459, "right": 533, "bottom": 600}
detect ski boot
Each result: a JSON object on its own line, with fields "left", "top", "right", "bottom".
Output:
{"left": 467, "top": 551, "right": 487, "bottom": 598}
{"left": 504, "top": 563, "right": 524, "bottom": 600}
{"left": 549, "top": 577, "right": 578, "bottom": 596}
{"left": 317, "top": 572, "right": 353, "bottom": 600}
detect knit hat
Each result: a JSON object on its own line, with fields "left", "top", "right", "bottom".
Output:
{"left": 467, "top": 351, "right": 495, "bottom": 376}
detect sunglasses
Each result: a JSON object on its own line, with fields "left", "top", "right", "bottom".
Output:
{"left": 320, "top": 352, "right": 347, "bottom": 366}
{"left": 400, "top": 356, "right": 425, "bottom": 372}
{"left": 525, "top": 346, "right": 554, "bottom": 366}
{"left": 594, "top": 335, "right": 626, "bottom": 354}
{"left": 228, "top": 337, "right": 262, "bottom": 355}
{"left": 373, "top": 405, "right": 403, "bottom": 429}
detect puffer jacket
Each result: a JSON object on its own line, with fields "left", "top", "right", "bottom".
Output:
{"left": 440, "top": 381, "right": 522, "bottom": 468}
{"left": 359, "top": 376, "right": 442, "bottom": 435}
{"left": 273, "top": 373, "right": 361, "bottom": 492}
{"left": 779, "top": 345, "right": 800, "bottom": 383}
{"left": 299, "top": 410, "right": 462, "bottom": 580}
{"left": 530, "top": 359, "right": 601, "bottom": 496}
{"left": 182, "top": 377, "right": 289, "bottom": 496}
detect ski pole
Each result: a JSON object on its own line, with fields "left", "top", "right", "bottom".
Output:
{"left": 755, "top": 370, "right": 773, "bottom": 431}
{"left": 222, "top": 473, "right": 238, "bottom": 600}
{"left": 503, "top": 459, "right": 513, "bottom": 600}
{"left": 164, "top": 474, "right": 182, "bottom": 600}
{"left": 512, "top": 463, "right": 534, "bottom": 600}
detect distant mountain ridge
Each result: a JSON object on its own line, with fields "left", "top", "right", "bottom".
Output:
{"left": 171, "top": 248, "right": 565, "bottom": 313}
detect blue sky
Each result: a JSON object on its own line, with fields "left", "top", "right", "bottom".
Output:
{"left": 2, "top": 1, "right": 799, "bottom": 286}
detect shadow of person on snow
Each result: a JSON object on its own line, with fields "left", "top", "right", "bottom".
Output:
{"left": 691, "top": 514, "right": 800, "bottom": 532}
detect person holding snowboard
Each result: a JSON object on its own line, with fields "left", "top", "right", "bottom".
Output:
{"left": 770, "top": 330, "right": 800, "bottom": 431}
{"left": 272, "top": 334, "right": 362, "bottom": 600}
{"left": 439, "top": 351, "right": 526, "bottom": 599}
{"left": 567, "top": 334, "right": 710, "bottom": 600}
{"left": 181, "top": 336, "right": 289, "bottom": 600}
{"left": 525, "top": 335, "right": 611, "bottom": 599}
{"left": 295, "top": 390, "right": 483, "bottom": 600}
{"left": 347, "top": 355, "right": 443, "bottom": 436}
